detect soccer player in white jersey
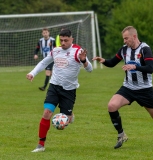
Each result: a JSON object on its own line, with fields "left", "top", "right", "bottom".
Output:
{"left": 93, "top": 26, "right": 153, "bottom": 149}
{"left": 34, "top": 28, "right": 56, "bottom": 91}
{"left": 27, "top": 29, "right": 93, "bottom": 152}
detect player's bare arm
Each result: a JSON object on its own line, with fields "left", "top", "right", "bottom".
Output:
{"left": 92, "top": 57, "right": 105, "bottom": 63}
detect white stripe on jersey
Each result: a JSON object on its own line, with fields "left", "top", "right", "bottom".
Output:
{"left": 121, "top": 42, "right": 152, "bottom": 90}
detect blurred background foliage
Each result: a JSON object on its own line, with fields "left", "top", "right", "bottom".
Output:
{"left": 0, "top": 0, "right": 153, "bottom": 58}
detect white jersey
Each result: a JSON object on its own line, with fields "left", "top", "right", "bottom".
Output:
{"left": 29, "top": 44, "right": 93, "bottom": 90}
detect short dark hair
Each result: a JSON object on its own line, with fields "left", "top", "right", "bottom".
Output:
{"left": 42, "top": 27, "right": 49, "bottom": 32}
{"left": 59, "top": 29, "right": 72, "bottom": 37}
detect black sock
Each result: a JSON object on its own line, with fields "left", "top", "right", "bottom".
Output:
{"left": 109, "top": 111, "right": 123, "bottom": 134}
{"left": 43, "top": 76, "right": 50, "bottom": 88}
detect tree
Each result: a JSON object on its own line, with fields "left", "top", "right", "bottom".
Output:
{"left": 64, "top": 0, "right": 118, "bottom": 56}
{"left": 0, "top": 0, "right": 74, "bottom": 14}
{"left": 104, "top": 0, "right": 153, "bottom": 57}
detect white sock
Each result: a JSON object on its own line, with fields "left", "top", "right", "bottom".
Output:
{"left": 118, "top": 131, "right": 124, "bottom": 137}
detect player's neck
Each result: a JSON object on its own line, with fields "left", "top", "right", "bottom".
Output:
{"left": 132, "top": 40, "right": 141, "bottom": 49}
{"left": 44, "top": 37, "right": 49, "bottom": 40}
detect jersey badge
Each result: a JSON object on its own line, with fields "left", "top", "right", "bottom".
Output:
{"left": 65, "top": 52, "right": 70, "bottom": 56}
{"left": 137, "top": 53, "right": 142, "bottom": 59}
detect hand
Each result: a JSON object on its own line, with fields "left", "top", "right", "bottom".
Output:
{"left": 34, "top": 55, "right": 38, "bottom": 60}
{"left": 26, "top": 74, "right": 34, "bottom": 82}
{"left": 92, "top": 57, "right": 105, "bottom": 63}
{"left": 79, "top": 49, "right": 87, "bottom": 61}
{"left": 122, "top": 64, "right": 136, "bottom": 71}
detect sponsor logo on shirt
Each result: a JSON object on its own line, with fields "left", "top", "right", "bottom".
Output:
{"left": 42, "top": 47, "right": 50, "bottom": 52}
{"left": 54, "top": 58, "right": 69, "bottom": 68}
{"left": 127, "top": 60, "right": 141, "bottom": 73}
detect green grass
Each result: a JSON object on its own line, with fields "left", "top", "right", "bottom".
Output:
{"left": 0, "top": 63, "right": 153, "bottom": 160}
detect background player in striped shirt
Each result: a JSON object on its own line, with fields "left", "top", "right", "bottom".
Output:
{"left": 34, "top": 28, "right": 56, "bottom": 91}
{"left": 93, "top": 26, "right": 153, "bottom": 149}
{"left": 27, "top": 29, "right": 93, "bottom": 152}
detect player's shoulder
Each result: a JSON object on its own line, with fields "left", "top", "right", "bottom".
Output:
{"left": 121, "top": 44, "right": 128, "bottom": 49}
{"left": 39, "top": 37, "right": 44, "bottom": 41}
{"left": 52, "top": 46, "right": 61, "bottom": 51}
{"left": 72, "top": 44, "right": 81, "bottom": 49}
{"left": 119, "top": 44, "right": 128, "bottom": 52}
{"left": 140, "top": 42, "right": 149, "bottom": 48}
{"left": 49, "top": 37, "right": 55, "bottom": 40}
{"left": 140, "top": 42, "right": 152, "bottom": 55}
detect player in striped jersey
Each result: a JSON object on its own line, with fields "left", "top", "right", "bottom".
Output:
{"left": 34, "top": 28, "right": 56, "bottom": 91}
{"left": 93, "top": 26, "right": 153, "bottom": 149}
{"left": 27, "top": 29, "right": 93, "bottom": 152}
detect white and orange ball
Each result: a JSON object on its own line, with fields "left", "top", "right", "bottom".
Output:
{"left": 52, "top": 113, "right": 69, "bottom": 130}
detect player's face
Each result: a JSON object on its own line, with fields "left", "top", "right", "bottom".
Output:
{"left": 122, "top": 30, "right": 135, "bottom": 48}
{"left": 60, "top": 36, "right": 73, "bottom": 50}
{"left": 42, "top": 30, "right": 50, "bottom": 40}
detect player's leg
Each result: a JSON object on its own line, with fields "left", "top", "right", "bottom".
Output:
{"left": 38, "top": 108, "right": 53, "bottom": 147}
{"left": 137, "top": 87, "right": 153, "bottom": 118}
{"left": 69, "top": 112, "right": 75, "bottom": 123}
{"left": 39, "top": 63, "right": 53, "bottom": 91}
{"left": 108, "top": 86, "right": 132, "bottom": 149}
{"left": 32, "top": 84, "right": 58, "bottom": 152}
{"left": 144, "top": 107, "right": 153, "bottom": 118}
{"left": 58, "top": 86, "right": 76, "bottom": 124}
{"left": 108, "top": 94, "right": 129, "bottom": 134}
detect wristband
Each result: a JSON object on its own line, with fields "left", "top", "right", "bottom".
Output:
{"left": 80, "top": 59, "right": 86, "bottom": 63}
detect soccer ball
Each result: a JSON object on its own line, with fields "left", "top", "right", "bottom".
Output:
{"left": 52, "top": 113, "right": 69, "bottom": 130}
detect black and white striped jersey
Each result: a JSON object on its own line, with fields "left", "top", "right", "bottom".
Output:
{"left": 116, "top": 42, "right": 153, "bottom": 90}
{"left": 34, "top": 37, "right": 56, "bottom": 58}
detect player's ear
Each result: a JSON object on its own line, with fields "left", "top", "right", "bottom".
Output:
{"left": 133, "top": 34, "right": 137, "bottom": 39}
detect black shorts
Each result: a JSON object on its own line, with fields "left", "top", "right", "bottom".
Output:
{"left": 44, "top": 83, "right": 76, "bottom": 115}
{"left": 116, "top": 86, "right": 153, "bottom": 108}
{"left": 45, "top": 62, "right": 54, "bottom": 70}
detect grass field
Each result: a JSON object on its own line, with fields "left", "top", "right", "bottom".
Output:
{"left": 0, "top": 63, "right": 153, "bottom": 160}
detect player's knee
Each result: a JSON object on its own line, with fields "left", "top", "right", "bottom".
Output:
{"left": 44, "top": 103, "right": 55, "bottom": 112}
{"left": 43, "top": 109, "right": 52, "bottom": 119}
{"left": 43, "top": 103, "right": 55, "bottom": 119}
{"left": 108, "top": 102, "right": 118, "bottom": 112}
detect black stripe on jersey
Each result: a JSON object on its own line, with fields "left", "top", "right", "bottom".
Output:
{"left": 130, "top": 50, "right": 138, "bottom": 84}
{"left": 40, "top": 40, "right": 43, "bottom": 54}
{"left": 139, "top": 48, "right": 148, "bottom": 84}
{"left": 45, "top": 40, "right": 47, "bottom": 57}
{"left": 143, "top": 73, "right": 148, "bottom": 84}
{"left": 50, "top": 39, "right": 52, "bottom": 51}
{"left": 130, "top": 49, "right": 135, "bottom": 60}
{"left": 50, "top": 39, "right": 55, "bottom": 51}
{"left": 122, "top": 46, "right": 128, "bottom": 82}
